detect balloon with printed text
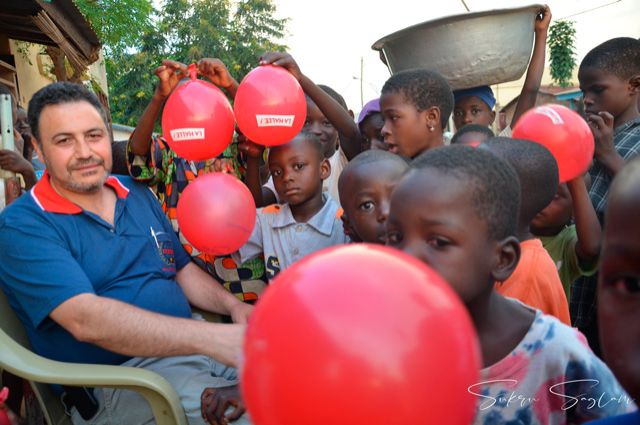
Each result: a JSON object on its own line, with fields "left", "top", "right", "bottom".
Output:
{"left": 234, "top": 65, "right": 307, "bottom": 146}
{"left": 512, "top": 104, "right": 595, "bottom": 183}
{"left": 162, "top": 64, "right": 235, "bottom": 161}
{"left": 177, "top": 173, "right": 256, "bottom": 256}
{"left": 242, "top": 244, "right": 481, "bottom": 425}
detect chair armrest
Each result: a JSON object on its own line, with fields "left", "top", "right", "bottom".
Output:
{"left": 0, "top": 329, "right": 187, "bottom": 425}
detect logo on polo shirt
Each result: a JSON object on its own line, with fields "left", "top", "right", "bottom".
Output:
{"left": 169, "top": 128, "right": 205, "bottom": 141}
{"left": 151, "top": 226, "right": 176, "bottom": 272}
{"left": 256, "top": 115, "right": 295, "bottom": 127}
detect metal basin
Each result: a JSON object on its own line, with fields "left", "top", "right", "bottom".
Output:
{"left": 372, "top": 4, "right": 543, "bottom": 90}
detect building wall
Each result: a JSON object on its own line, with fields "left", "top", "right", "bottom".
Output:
{"left": 8, "top": 40, "right": 108, "bottom": 108}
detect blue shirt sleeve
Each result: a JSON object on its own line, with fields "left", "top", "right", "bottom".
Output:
{"left": 0, "top": 218, "right": 95, "bottom": 329}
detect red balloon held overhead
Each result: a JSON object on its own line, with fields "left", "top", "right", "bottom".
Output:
{"left": 234, "top": 65, "right": 306, "bottom": 146}
{"left": 242, "top": 244, "right": 481, "bottom": 425}
{"left": 162, "top": 64, "right": 235, "bottom": 161}
{"left": 512, "top": 104, "right": 595, "bottom": 183}
{"left": 177, "top": 173, "right": 256, "bottom": 256}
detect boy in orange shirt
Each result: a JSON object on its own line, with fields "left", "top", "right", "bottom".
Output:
{"left": 482, "top": 137, "right": 570, "bottom": 324}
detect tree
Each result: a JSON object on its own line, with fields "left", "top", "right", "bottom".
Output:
{"left": 548, "top": 20, "right": 577, "bottom": 87}
{"left": 107, "top": 0, "right": 288, "bottom": 127}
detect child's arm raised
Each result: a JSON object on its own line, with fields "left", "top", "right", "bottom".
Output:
{"left": 587, "top": 111, "right": 625, "bottom": 177}
{"left": 197, "top": 58, "right": 240, "bottom": 99}
{"left": 567, "top": 176, "right": 601, "bottom": 262}
{"left": 129, "top": 60, "right": 188, "bottom": 156}
{"left": 509, "top": 5, "right": 551, "bottom": 128}
{"left": 260, "top": 52, "right": 362, "bottom": 160}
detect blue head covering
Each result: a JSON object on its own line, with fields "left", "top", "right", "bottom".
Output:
{"left": 453, "top": 86, "right": 496, "bottom": 110}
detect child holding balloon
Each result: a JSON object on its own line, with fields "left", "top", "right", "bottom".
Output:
{"left": 232, "top": 131, "right": 349, "bottom": 281}
{"left": 530, "top": 176, "right": 601, "bottom": 301}
{"left": 386, "top": 145, "right": 632, "bottom": 424}
{"left": 127, "top": 58, "right": 268, "bottom": 304}
{"left": 254, "top": 52, "right": 362, "bottom": 206}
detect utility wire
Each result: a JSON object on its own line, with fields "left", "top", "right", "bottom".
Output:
{"left": 558, "top": 0, "right": 622, "bottom": 20}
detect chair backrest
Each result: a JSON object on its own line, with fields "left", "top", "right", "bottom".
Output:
{"left": 0, "top": 288, "right": 72, "bottom": 425}
{"left": 0, "top": 287, "right": 31, "bottom": 347}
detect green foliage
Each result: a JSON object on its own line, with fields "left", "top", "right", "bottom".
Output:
{"left": 103, "top": 0, "right": 288, "bottom": 128}
{"left": 74, "top": 0, "right": 154, "bottom": 57}
{"left": 548, "top": 20, "right": 577, "bottom": 88}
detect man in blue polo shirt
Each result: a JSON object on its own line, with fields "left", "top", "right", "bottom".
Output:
{"left": 0, "top": 82, "right": 253, "bottom": 424}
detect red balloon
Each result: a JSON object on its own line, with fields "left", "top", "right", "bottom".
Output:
{"left": 512, "top": 104, "right": 595, "bottom": 183}
{"left": 177, "top": 173, "right": 256, "bottom": 255}
{"left": 234, "top": 65, "right": 306, "bottom": 146}
{"left": 162, "top": 66, "right": 235, "bottom": 161}
{"left": 242, "top": 244, "right": 480, "bottom": 425}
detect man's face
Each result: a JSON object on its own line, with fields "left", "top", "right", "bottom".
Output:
{"left": 34, "top": 101, "right": 112, "bottom": 194}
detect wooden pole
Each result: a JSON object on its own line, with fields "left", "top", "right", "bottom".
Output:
{"left": 0, "top": 94, "right": 21, "bottom": 210}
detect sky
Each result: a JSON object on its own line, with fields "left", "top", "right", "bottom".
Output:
{"left": 270, "top": 0, "right": 640, "bottom": 113}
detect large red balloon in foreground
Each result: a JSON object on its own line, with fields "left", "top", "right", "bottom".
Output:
{"left": 162, "top": 65, "right": 235, "bottom": 161}
{"left": 512, "top": 104, "right": 595, "bottom": 183}
{"left": 242, "top": 244, "right": 481, "bottom": 425}
{"left": 234, "top": 65, "right": 306, "bottom": 146}
{"left": 177, "top": 173, "right": 255, "bottom": 256}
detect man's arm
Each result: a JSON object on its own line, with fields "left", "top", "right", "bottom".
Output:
{"left": 49, "top": 293, "right": 244, "bottom": 367}
{"left": 260, "top": 52, "right": 363, "bottom": 160}
{"left": 509, "top": 5, "right": 551, "bottom": 128}
{"left": 129, "top": 60, "right": 188, "bottom": 156}
{"left": 176, "top": 262, "right": 253, "bottom": 324}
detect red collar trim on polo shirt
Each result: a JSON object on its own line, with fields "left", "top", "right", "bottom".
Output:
{"left": 30, "top": 170, "right": 130, "bottom": 214}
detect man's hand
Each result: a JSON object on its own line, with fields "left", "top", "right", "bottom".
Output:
{"left": 535, "top": 5, "right": 551, "bottom": 34}
{"left": 228, "top": 302, "right": 253, "bottom": 325}
{"left": 237, "top": 139, "right": 265, "bottom": 160}
{"left": 154, "top": 60, "right": 188, "bottom": 98}
{"left": 197, "top": 59, "right": 239, "bottom": 94}
{"left": 201, "top": 386, "right": 246, "bottom": 425}
{"left": 0, "top": 149, "right": 33, "bottom": 175}
{"left": 259, "top": 52, "right": 303, "bottom": 81}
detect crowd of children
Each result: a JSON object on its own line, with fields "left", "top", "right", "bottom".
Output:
{"left": 2, "top": 3, "right": 640, "bottom": 424}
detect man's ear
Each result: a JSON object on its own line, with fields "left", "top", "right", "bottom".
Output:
{"left": 489, "top": 110, "right": 496, "bottom": 125}
{"left": 492, "top": 236, "right": 521, "bottom": 282}
{"left": 32, "top": 138, "right": 44, "bottom": 164}
{"left": 423, "top": 106, "right": 442, "bottom": 130}
{"left": 320, "top": 158, "right": 331, "bottom": 181}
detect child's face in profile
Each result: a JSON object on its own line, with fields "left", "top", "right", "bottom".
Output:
{"left": 598, "top": 182, "right": 640, "bottom": 401}
{"left": 340, "top": 160, "right": 407, "bottom": 243}
{"left": 303, "top": 98, "right": 338, "bottom": 159}
{"left": 530, "top": 183, "right": 572, "bottom": 235}
{"left": 579, "top": 66, "right": 636, "bottom": 121}
{"left": 386, "top": 168, "right": 497, "bottom": 303}
{"left": 269, "top": 137, "right": 329, "bottom": 206}
{"left": 360, "top": 113, "right": 386, "bottom": 151}
{"left": 453, "top": 96, "right": 495, "bottom": 130}
{"left": 380, "top": 91, "right": 430, "bottom": 158}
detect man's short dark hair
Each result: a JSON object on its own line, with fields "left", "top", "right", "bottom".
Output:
{"left": 27, "top": 82, "right": 108, "bottom": 145}
{"left": 381, "top": 69, "right": 454, "bottom": 128}
{"left": 451, "top": 124, "right": 495, "bottom": 145}
{"left": 411, "top": 145, "right": 521, "bottom": 240}
{"left": 481, "top": 137, "right": 559, "bottom": 225}
{"left": 579, "top": 37, "right": 640, "bottom": 80}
